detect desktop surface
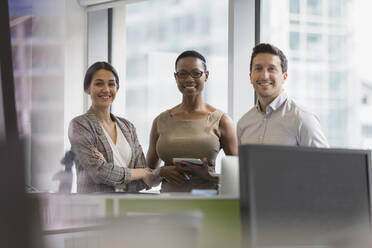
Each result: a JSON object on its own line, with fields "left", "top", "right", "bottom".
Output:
{"left": 36, "top": 192, "right": 240, "bottom": 248}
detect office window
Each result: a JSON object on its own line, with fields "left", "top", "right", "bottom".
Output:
{"left": 306, "top": 21, "right": 322, "bottom": 27}
{"left": 306, "top": 33, "right": 322, "bottom": 61}
{"left": 290, "top": 19, "right": 300, "bottom": 25}
{"left": 124, "top": 0, "right": 228, "bottom": 153}
{"left": 261, "top": 0, "right": 372, "bottom": 148}
{"left": 328, "top": 0, "right": 344, "bottom": 17}
{"left": 328, "top": 71, "right": 346, "bottom": 95}
{"left": 328, "top": 34, "right": 347, "bottom": 62}
{"left": 362, "top": 126, "right": 372, "bottom": 138}
{"left": 289, "top": 32, "right": 300, "bottom": 51}
{"left": 290, "top": 0, "right": 300, "bottom": 14}
{"left": 307, "top": 0, "right": 322, "bottom": 15}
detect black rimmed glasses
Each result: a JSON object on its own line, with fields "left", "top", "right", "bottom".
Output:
{"left": 175, "top": 70, "right": 204, "bottom": 79}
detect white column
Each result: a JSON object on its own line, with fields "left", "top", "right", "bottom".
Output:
{"left": 228, "top": 0, "right": 256, "bottom": 122}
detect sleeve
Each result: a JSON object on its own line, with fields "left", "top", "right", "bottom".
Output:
{"left": 236, "top": 120, "right": 243, "bottom": 146}
{"left": 123, "top": 121, "right": 148, "bottom": 192}
{"left": 297, "top": 112, "right": 329, "bottom": 148}
{"left": 68, "top": 119, "right": 131, "bottom": 186}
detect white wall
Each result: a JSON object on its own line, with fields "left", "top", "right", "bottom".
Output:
{"left": 229, "top": 0, "right": 256, "bottom": 122}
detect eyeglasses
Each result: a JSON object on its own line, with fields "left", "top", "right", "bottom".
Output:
{"left": 175, "top": 70, "right": 204, "bottom": 79}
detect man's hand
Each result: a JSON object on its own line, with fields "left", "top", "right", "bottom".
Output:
{"left": 160, "top": 166, "right": 188, "bottom": 185}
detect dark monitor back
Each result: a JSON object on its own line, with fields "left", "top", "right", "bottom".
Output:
{"left": 1, "top": 0, "right": 18, "bottom": 143}
{"left": 239, "top": 145, "right": 372, "bottom": 247}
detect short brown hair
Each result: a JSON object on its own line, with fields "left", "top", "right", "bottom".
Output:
{"left": 250, "top": 43, "right": 288, "bottom": 73}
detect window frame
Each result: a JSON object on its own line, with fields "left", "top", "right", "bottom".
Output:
{"left": 85, "top": 0, "right": 257, "bottom": 122}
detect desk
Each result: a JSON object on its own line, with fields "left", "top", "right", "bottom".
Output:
{"left": 107, "top": 194, "right": 241, "bottom": 248}
{"left": 37, "top": 193, "right": 241, "bottom": 248}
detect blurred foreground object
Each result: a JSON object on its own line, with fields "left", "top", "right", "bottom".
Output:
{"left": 43, "top": 210, "right": 202, "bottom": 248}
{"left": 0, "top": 140, "right": 43, "bottom": 248}
{"left": 52, "top": 150, "right": 75, "bottom": 193}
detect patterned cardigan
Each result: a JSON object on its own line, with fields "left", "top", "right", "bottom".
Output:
{"left": 68, "top": 107, "right": 147, "bottom": 193}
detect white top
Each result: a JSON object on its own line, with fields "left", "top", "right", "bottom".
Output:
{"left": 101, "top": 122, "right": 132, "bottom": 168}
{"left": 237, "top": 91, "right": 329, "bottom": 148}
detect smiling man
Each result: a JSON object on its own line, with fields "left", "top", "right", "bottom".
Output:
{"left": 237, "top": 43, "right": 329, "bottom": 147}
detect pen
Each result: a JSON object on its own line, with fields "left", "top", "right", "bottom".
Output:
{"left": 184, "top": 174, "right": 195, "bottom": 185}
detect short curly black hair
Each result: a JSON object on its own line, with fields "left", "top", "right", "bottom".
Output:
{"left": 250, "top": 43, "right": 288, "bottom": 73}
{"left": 175, "top": 50, "right": 207, "bottom": 71}
{"left": 83, "top": 61, "right": 119, "bottom": 91}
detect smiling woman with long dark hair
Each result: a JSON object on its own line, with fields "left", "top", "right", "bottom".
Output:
{"left": 147, "top": 51, "right": 238, "bottom": 192}
{"left": 69, "top": 62, "right": 153, "bottom": 193}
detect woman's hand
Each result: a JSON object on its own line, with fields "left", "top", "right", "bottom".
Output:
{"left": 176, "top": 158, "right": 218, "bottom": 183}
{"left": 93, "top": 149, "right": 106, "bottom": 163}
{"left": 142, "top": 168, "right": 154, "bottom": 188}
{"left": 160, "top": 166, "right": 188, "bottom": 185}
{"left": 115, "top": 184, "right": 127, "bottom": 190}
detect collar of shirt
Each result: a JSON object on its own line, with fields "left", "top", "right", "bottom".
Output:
{"left": 255, "top": 90, "right": 288, "bottom": 114}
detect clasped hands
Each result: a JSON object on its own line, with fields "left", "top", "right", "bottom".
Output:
{"left": 160, "top": 157, "right": 217, "bottom": 185}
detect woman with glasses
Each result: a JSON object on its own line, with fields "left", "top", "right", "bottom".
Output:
{"left": 69, "top": 62, "right": 154, "bottom": 193}
{"left": 147, "top": 50, "right": 238, "bottom": 192}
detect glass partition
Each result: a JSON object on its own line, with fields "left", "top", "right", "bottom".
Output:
{"left": 8, "top": 0, "right": 85, "bottom": 192}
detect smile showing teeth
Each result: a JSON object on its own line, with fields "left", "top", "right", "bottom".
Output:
{"left": 184, "top": 85, "right": 196, "bottom": 89}
{"left": 257, "top": 81, "right": 273, "bottom": 86}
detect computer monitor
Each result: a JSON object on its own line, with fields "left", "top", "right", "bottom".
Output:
{"left": 239, "top": 144, "right": 372, "bottom": 248}
{"left": 0, "top": 65, "right": 5, "bottom": 140}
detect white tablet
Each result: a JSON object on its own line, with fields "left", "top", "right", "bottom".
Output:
{"left": 173, "top": 158, "right": 203, "bottom": 165}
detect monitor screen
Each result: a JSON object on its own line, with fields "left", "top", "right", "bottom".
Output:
{"left": 239, "top": 144, "right": 372, "bottom": 247}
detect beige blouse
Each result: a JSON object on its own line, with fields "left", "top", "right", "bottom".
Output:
{"left": 156, "top": 109, "right": 224, "bottom": 192}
